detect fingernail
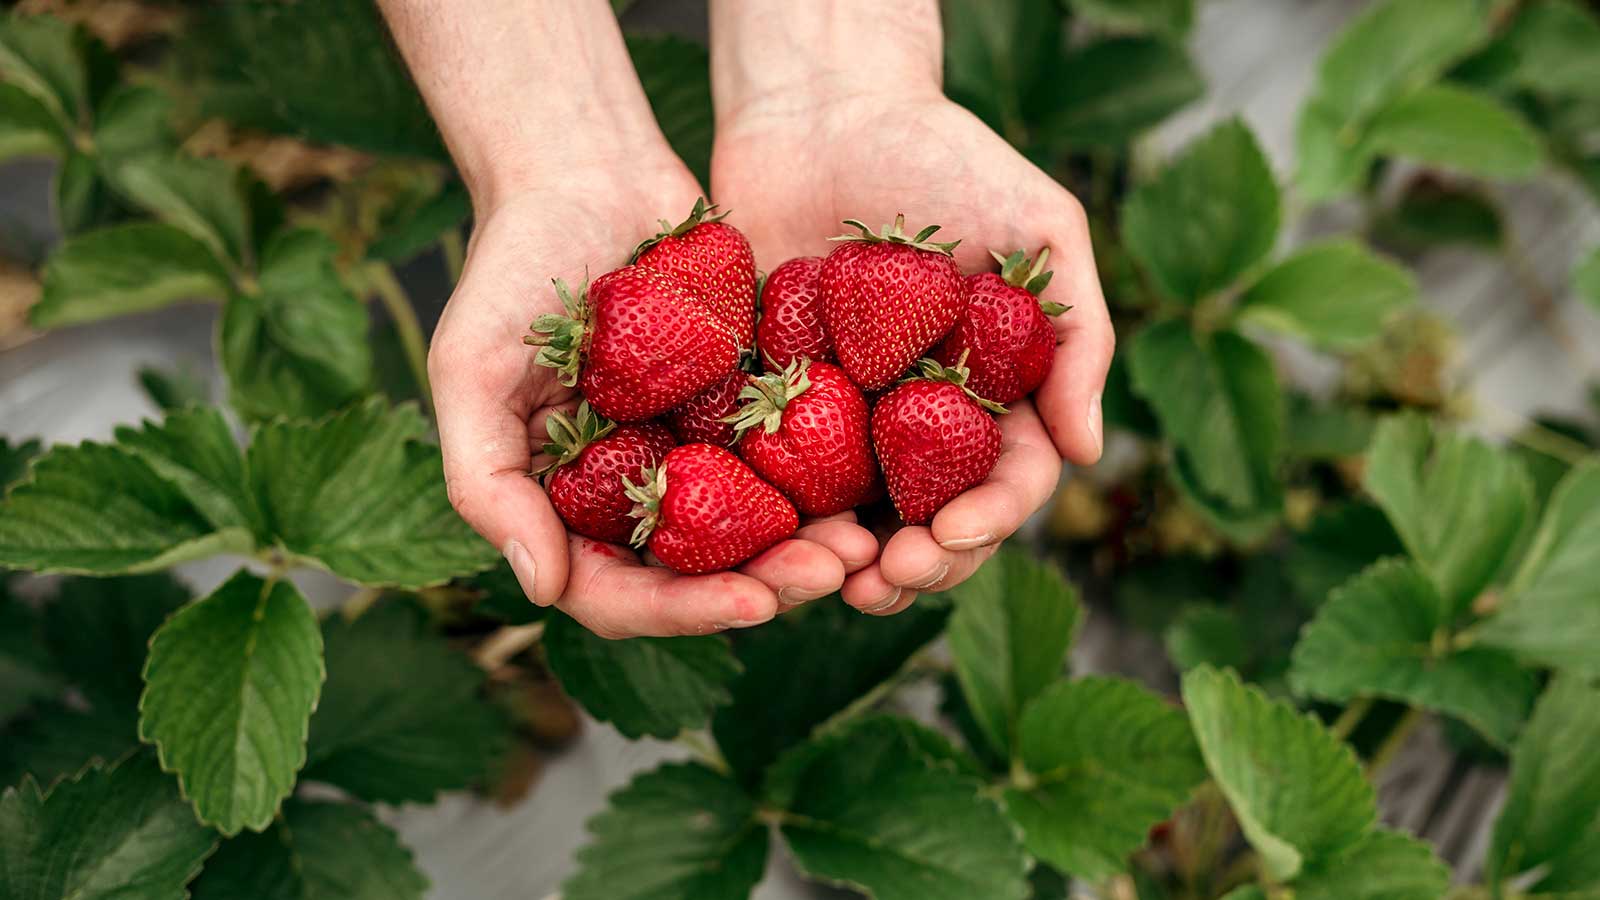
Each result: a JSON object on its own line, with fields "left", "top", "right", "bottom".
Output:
{"left": 503, "top": 540, "right": 547, "bottom": 606}
{"left": 864, "top": 588, "right": 902, "bottom": 613}
{"left": 910, "top": 562, "right": 950, "bottom": 590}
{"left": 940, "top": 532, "right": 995, "bottom": 551}
{"left": 1087, "top": 393, "right": 1103, "bottom": 457}
{"left": 715, "top": 617, "right": 770, "bottom": 629}
{"left": 778, "top": 586, "right": 826, "bottom": 607}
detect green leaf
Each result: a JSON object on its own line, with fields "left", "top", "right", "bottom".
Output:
{"left": 712, "top": 597, "right": 948, "bottom": 785}
{"left": 1286, "top": 502, "right": 1404, "bottom": 606}
{"left": 1478, "top": 462, "right": 1600, "bottom": 677}
{"left": 1181, "top": 665, "right": 1375, "bottom": 880}
{"left": 1165, "top": 605, "right": 1251, "bottom": 672}
{"left": 776, "top": 717, "right": 1030, "bottom": 900}
{"left": 1364, "top": 84, "right": 1542, "bottom": 179}
{"left": 942, "top": 0, "right": 1064, "bottom": 139}
{"left": 563, "top": 762, "right": 767, "bottom": 900}
{"left": 1488, "top": 0, "right": 1600, "bottom": 102}
{"left": 1004, "top": 677, "right": 1205, "bottom": 878}
{"left": 55, "top": 149, "right": 113, "bottom": 235}
{"left": 32, "top": 223, "right": 231, "bottom": 329}
{"left": 139, "top": 570, "right": 324, "bottom": 835}
{"left": 626, "top": 34, "right": 714, "bottom": 187}
{"left": 364, "top": 181, "right": 468, "bottom": 264}
{"left": 1488, "top": 675, "right": 1600, "bottom": 884}
{"left": 1292, "top": 829, "right": 1450, "bottom": 900}
{"left": 0, "top": 753, "right": 216, "bottom": 900}
{"left": 220, "top": 228, "right": 371, "bottom": 422}
{"left": 192, "top": 799, "right": 428, "bottom": 900}
{"left": 0, "top": 703, "right": 138, "bottom": 792}
{"left": 113, "top": 407, "right": 262, "bottom": 540}
{"left": 0, "top": 584, "right": 60, "bottom": 725}
{"left": 1371, "top": 178, "right": 1503, "bottom": 251}
{"left": 91, "top": 84, "right": 175, "bottom": 163}
{"left": 1122, "top": 119, "right": 1280, "bottom": 301}
{"left": 110, "top": 155, "right": 252, "bottom": 267}
{"left": 1029, "top": 37, "right": 1203, "bottom": 149}
{"left": 249, "top": 398, "right": 497, "bottom": 588}
{"left": 1576, "top": 247, "right": 1600, "bottom": 312}
{"left": 0, "top": 436, "right": 40, "bottom": 491}
{"left": 44, "top": 574, "right": 190, "bottom": 709}
{"left": 137, "top": 366, "right": 211, "bottom": 413}
{"left": 0, "top": 441, "right": 246, "bottom": 575}
{"left": 0, "top": 82, "right": 65, "bottom": 161}
{"left": 1219, "top": 888, "right": 1267, "bottom": 900}
{"left": 304, "top": 600, "right": 507, "bottom": 803}
{"left": 1236, "top": 239, "right": 1416, "bottom": 348}
{"left": 946, "top": 547, "right": 1081, "bottom": 758}
{"left": 1364, "top": 413, "right": 1533, "bottom": 618}
{"left": 1066, "top": 0, "right": 1192, "bottom": 38}
{"left": 0, "top": 13, "right": 90, "bottom": 129}
{"left": 545, "top": 612, "right": 739, "bottom": 741}
{"left": 1289, "top": 559, "right": 1536, "bottom": 747}
{"left": 1283, "top": 394, "right": 1378, "bottom": 461}
{"left": 1128, "top": 322, "right": 1283, "bottom": 540}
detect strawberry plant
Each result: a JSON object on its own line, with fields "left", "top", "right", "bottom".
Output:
{"left": 2, "top": 1, "right": 1599, "bottom": 899}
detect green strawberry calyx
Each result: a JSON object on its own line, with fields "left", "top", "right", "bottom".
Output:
{"left": 830, "top": 214, "right": 961, "bottom": 256}
{"left": 534, "top": 401, "right": 616, "bottom": 477}
{"left": 622, "top": 464, "right": 669, "bottom": 548}
{"left": 910, "top": 351, "right": 1009, "bottom": 415}
{"left": 523, "top": 276, "right": 591, "bottom": 387}
{"left": 725, "top": 359, "right": 810, "bottom": 437}
{"left": 628, "top": 196, "right": 731, "bottom": 262}
{"left": 990, "top": 248, "right": 1066, "bottom": 314}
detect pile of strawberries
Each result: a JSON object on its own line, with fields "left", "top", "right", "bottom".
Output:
{"left": 526, "top": 201, "right": 1064, "bottom": 575}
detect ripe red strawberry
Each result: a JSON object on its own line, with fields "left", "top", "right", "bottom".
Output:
{"left": 934, "top": 248, "right": 1066, "bottom": 405}
{"left": 624, "top": 444, "right": 798, "bottom": 574}
{"left": 539, "top": 402, "right": 676, "bottom": 544}
{"left": 871, "top": 355, "right": 1006, "bottom": 525}
{"left": 667, "top": 370, "right": 748, "bottom": 448}
{"left": 729, "top": 359, "right": 876, "bottom": 516}
{"left": 756, "top": 256, "right": 830, "bottom": 369}
{"left": 820, "top": 215, "right": 965, "bottom": 391}
{"left": 525, "top": 268, "right": 739, "bottom": 422}
{"left": 632, "top": 198, "right": 757, "bottom": 349}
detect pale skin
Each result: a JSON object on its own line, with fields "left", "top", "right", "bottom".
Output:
{"left": 377, "top": 0, "right": 1113, "bottom": 638}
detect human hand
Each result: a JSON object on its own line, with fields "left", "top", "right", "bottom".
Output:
{"left": 711, "top": 33, "right": 1114, "bottom": 613}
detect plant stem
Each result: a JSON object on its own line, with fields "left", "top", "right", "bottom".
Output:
{"left": 367, "top": 262, "right": 434, "bottom": 411}
{"left": 676, "top": 730, "right": 729, "bottom": 774}
{"left": 342, "top": 586, "right": 382, "bottom": 620}
{"left": 1367, "top": 707, "right": 1425, "bottom": 778}
{"left": 1329, "top": 697, "right": 1374, "bottom": 742}
{"left": 473, "top": 622, "right": 545, "bottom": 671}
{"left": 440, "top": 229, "right": 466, "bottom": 283}
{"left": 1477, "top": 401, "right": 1593, "bottom": 465}
{"left": 813, "top": 651, "right": 943, "bottom": 735}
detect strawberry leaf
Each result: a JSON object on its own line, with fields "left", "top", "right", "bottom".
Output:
{"left": 942, "top": 0, "right": 1064, "bottom": 140}
{"left": 113, "top": 407, "right": 265, "bottom": 541}
{"left": 139, "top": 570, "right": 324, "bottom": 835}
{"left": 0, "top": 13, "right": 91, "bottom": 130}
{"left": 0, "top": 702, "right": 138, "bottom": 793}
{"left": 1290, "top": 559, "right": 1537, "bottom": 747}
{"left": 1028, "top": 37, "right": 1202, "bottom": 149}
{"left": 0, "top": 582, "right": 60, "bottom": 725}
{"left": 1066, "top": 0, "right": 1193, "bottom": 39}
{"left": 191, "top": 799, "right": 428, "bottom": 900}
{"left": 563, "top": 762, "right": 766, "bottom": 900}
{"left": 108, "top": 155, "right": 254, "bottom": 268}
{"left": 1004, "top": 677, "right": 1205, "bottom": 879}
{"left": 1364, "top": 85, "right": 1542, "bottom": 180}
{"left": 626, "top": 35, "right": 713, "bottom": 188}
{"left": 0, "top": 753, "right": 216, "bottom": 900}
{"left": 1235, "top": 239, "right": 1416, "bottom": 349}
{"left": 544, "top": 611, "right": 739, "bottom": 740}
{"left": 0, "top": 82, "right": 66, "bottom": 162}
{"left": 44, "top": 574, "right": 190, "bottom": 710}
{"left": 248, "top": 398, "right": 498, "bottom": 589}
{"left": 304, "top": 600, "right": 508, "bottom": 803}
{"left": 1181, "top": 665, "right": 1375, "bottom": 881}
{"left": 33, "top": 223, "right": 230, "bottom": 329}
{"left": 0, "top": 436, "right": 39, "bottom": 492}
{"left": 1291, "top": 829, "right": 1450, "bottom": 900}
{"left": 946, "top": 547, "right": 1082, "bottom": 759}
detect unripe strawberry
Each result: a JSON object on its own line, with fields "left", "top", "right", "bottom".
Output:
{"left": 730, "top": 359, "right": 876, "bottom": 516}
{"left": 539, "top": 402, "right": 675, "bottom": 544}
{"left": 666, "top": 370, "right": 748, "bottom": 448}
{"left": 934, "top": 248, "right": 1066, "bottom": 405}
{"left": 820, "top": 215, "right": 965, "bottom": 391}
{"left": 525, "top": 268, "right": 739, "bottom": 422}
{"left": 871, "top": 354, "right": 1005, "bottom": 525}
{"left": 632, "top": 198, "right": 757, "bottom": 349}
{"left": 756, "top": 256, "right": 830, "bottom": 370}
{"left": 624, "top": 444, "right": 798, "bottom": 574}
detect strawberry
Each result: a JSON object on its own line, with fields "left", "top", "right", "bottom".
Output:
{"left": 667, "top": 370, "right": 748, "bottom": 448}
{"left": 632, "top": 198, "right": 757, "bottom": 349}
{"left": 624, "top": 444, "right": 799, "bottom": 574}
{"left": 820, "top": 215, "right": 965, "bottom": 391}
{"left": 525, "top": 268, "right": 739, "bottom": 422}
{"left": 934, "top": 248, "right": 1066, "bottom": 405}
{"left": 539, "top": 402, "right": 676, "bottom": 544}
{"left": 871, "top": 354, "right": 1006, "bottom": 526}
{"left": 729, "top": 359, "right": 876, "bottom": 516}
{"left": 755, "top": 256, "right": 830, "bottom": 369}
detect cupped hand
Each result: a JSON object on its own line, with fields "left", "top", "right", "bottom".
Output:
{"left": 712, "top": 88, "right": 1115, "bottom": 613}
{"left": 430, "top": 155, "right": 877, "bottom": 638}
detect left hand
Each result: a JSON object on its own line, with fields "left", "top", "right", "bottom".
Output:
{"left": 712, "top": 87, "right": 1115, "bottom": 613}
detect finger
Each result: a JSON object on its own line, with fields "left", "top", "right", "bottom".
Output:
{"left": 1032, "top": 189, "right": 1114, "bottom": 466}
{"left": 559, "top": 537, "right": 779, "bottom": 638}
{"left": 878, "top": 526, "right": 999, "bottom": 593}
{"left": 432, "top": 344, "right": 569, "bottom": 607}
{"left": 739, "top": 539, "right": 848, "bottom": 609}
{"left": 841, "top": 563, "right": 916, "bottom": 615}
{"left": 795, "top": 516, "right": 880, "bottom": 574}
{"left": 930, "top": 400, "right": 1061, "bottom": 551}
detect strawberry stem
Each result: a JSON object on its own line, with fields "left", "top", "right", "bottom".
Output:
{"left": 536, "top": 401, "right": 616, "bottom": 476}
{"left": 623, "top": 464, "right": 668, "bottom": 547}
{"left": 910, "top": 351, "right": 1009, "bottom": 415}
{"left": 524, "top": 277, "right": 591, "bottom": 387}
{"left": 628, "top": 197, "right": 731, "bottom": 262}
{"left": 726, "top": 359, "right": 810, "bottom": 437}
{"left": 829, "top": 213, "right": 961, "bottom": 256}
{"left": 990, "top": 246, "right": 1056, "bottom": 296}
